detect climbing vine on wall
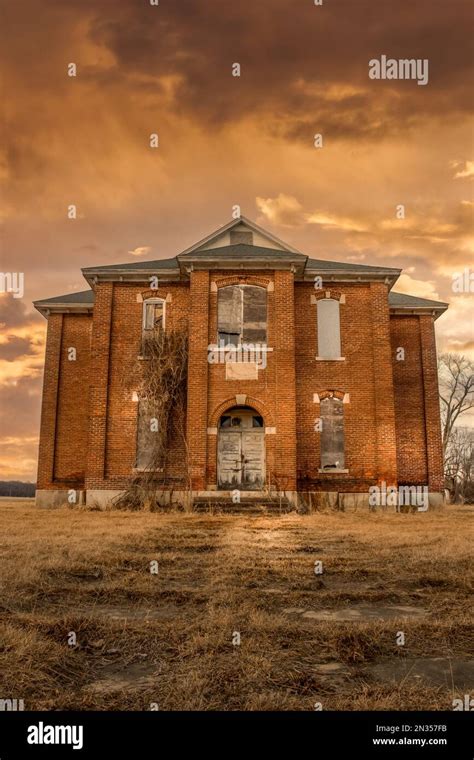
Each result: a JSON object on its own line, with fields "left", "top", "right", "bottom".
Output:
{"left": 113, "top": 324, "right": 188, "bottom": 510}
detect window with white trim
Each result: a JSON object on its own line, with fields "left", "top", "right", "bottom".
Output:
{"left": 317, "top": 298, "right": 341, "bottom": 359}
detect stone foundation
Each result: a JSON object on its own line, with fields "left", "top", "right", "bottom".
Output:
{"left": 35, "top": 489, "right": 446, "bottom": 511}
{"left": 35, "top": 489, "right": 85, "bottom": 509}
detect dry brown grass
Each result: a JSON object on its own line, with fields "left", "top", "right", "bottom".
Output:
{"left": 0, "top": 499, "right": 473, "bottom": 711}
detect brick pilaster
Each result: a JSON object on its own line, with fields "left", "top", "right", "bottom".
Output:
{"left": 419, "top": 315, "right": 444, "bottom": 491}
{"left": 186, "top": 271, "right": 210, "bottom": 490}
{"left": 273, "top": 270, "right": 297, "bottom": 490}
{"left": 36, "top": 313, "right": 63, "bottom": 488}
{"left": 85, "top": 283, "right": 113, "bottom": 486}
{"left": 370, "top": 282, "right": 398, "bottom": 484}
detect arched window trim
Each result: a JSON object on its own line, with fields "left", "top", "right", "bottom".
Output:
{"left": 316, "top": 297, "right": 344, "bottom": 361}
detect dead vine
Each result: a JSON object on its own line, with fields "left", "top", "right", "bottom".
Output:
{"left": 112, "top": 325, "right": 189, "bottom": 510}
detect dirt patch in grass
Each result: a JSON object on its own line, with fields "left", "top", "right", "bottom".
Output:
{"left": 0, "top": 501, "right": 472, "bottom": 710}
{"left": 367, "top": 657, "right": 474, "bottom": 690}
{"left": 284, "top": 604, "right": 428, "bottom": 622}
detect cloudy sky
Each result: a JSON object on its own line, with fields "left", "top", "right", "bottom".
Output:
{"left": 1, "top": 0, "right": 473, "bottom": 481}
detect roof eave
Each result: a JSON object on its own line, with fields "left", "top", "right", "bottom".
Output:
{"left": 301, "top": 269, "right": 401, "bottom": 287}
{"left": 82, "top": 268, "right": 183, "bottom": 286}
{"left": 33, "top": 303, "right": 94, "bottom": 318}
{"left": 389, "top": 305, "right": 448, "bottom": 321}
{"left": 177, "top": 257, "right": 307, "bottom": 275}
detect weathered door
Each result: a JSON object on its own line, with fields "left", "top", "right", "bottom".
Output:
{"left": 217, "top": 430, "right": 242, "bottom": 487}
{"left": 217, "top": 410, "right": 265, "bottom": 489}
{"left": 241, "top": 431, "right": 265, "bottom": 488}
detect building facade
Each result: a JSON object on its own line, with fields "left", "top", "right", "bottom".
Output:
{"left": 34, "top": 217, "right": 448, "bottom": 510}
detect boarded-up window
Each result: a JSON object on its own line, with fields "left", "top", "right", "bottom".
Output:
{"left": 218, "top": 285, "right": 267, "bottom": 345}
{"left": 320, "top": 396, "right": 345, "bottom": 469}
{"left": 317, "top": 298, "right": 341, "bottom": 359}
{"left": 136, "top": 399, "right": 159, "bottom": 469}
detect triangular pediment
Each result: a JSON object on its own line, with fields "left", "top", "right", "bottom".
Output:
{"left": 177, "top": 216, "right": 301, "bottom": 257}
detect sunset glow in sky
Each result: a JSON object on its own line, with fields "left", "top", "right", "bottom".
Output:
{"left": 1, "top": 0, "right": 473, "bottom": 480}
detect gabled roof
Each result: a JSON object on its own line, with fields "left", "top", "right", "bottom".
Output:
{"left": 32, "top": 216, "right": 447, "bottom": 319}
{"left": 77, "top": 216, "right": 403, "bottom": 284}
{"left": 178, "top": 214, "right": 301, "bottom": 255}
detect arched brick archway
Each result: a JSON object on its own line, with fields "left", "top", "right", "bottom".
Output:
{"left": 212, "top": 275, "right": 271, "bottom": 290}
{"left": 207, "top": 397, "right": 276, "bottom": 490}
{"left": 315, "top": 389, "right": 346, "bottom": 402}
{"left": 209, "top": 396, "right": 275, "bottom": 427}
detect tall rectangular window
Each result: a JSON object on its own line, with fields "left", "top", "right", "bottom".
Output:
{"left": 320, "top": 396, "right": 345, "bottom": 469}
{"left": 217, "top": 285, "right": 267, "bottom": 345}
{"left": 136, "top": 398, "right": 159, "bottom": 470}
{"left": 317, "top": 298, "right": 341, "bottom": 359}
{"left": 142, "top": 298, "right": 165, "bottom": 355}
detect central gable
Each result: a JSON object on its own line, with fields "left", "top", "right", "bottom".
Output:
{"left": 179, "top": 215, "right": 301, "bottom": 256}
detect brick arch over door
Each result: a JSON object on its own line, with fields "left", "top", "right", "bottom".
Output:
{"left": 316, "top": 389, "right": 346, "bottom": 402}
{"left": 207, "top": 396, "right": 276, "bottom": 488}
{"left": 209, "top": 396, "right": 275, "bottom": 427}
{"left": 213, "top": 275, "right": 271, "bottom": 290}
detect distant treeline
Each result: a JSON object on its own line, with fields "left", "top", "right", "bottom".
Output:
{"left": 0, "top": 481, "right": 36, "bottom": 497}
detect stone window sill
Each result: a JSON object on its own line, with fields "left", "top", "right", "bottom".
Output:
{"left": 315, "top": 356, "right": 346, "bottom": 361}
{"left": 318, "top": 468, "right": 349, "bottom": 474}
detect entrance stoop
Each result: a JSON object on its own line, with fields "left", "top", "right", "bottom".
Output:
{"left": 193, "top": 494, "right": 297, "bottom": 515}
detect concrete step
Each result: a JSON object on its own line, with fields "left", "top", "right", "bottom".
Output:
{"left": 192, "top": 496, "right": 296, "bottom": 514}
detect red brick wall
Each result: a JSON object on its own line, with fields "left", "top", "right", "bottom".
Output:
{"left": 54, "top": 314, "right": 92, "bottom": 483}
{"left": 37, "top": 313, "right": 92, "bottom": 488}
{"left": 186, "top": 271, "right": 210, "bottom": 490}
{"left": 370, "top": 282, "right": 398, "bottom": 484}
{"left": 85, "top": 283, "right": 113, "bottom": 489}
{"left": 86, "top": 282, "right": 190, "bottom": 491}
{"left": 295, "top": 282, "right": 397, "bottom": 491}
{"left": 389, "top": 314, "right": 444, "bottom": 490}
{"left": 37, "top": 313, "right": 63, "bottom": 489}
{"left": 38, "top": 273, "right": 445, "bottom": 496}
{"left": 273, "top": 271, "right": 297, "bottom": 489}
{"left": 390, "top": 315, "right": 428, "bottom": 484}
{"left": 205, "top": 270, "right": 296, "bottom": 490}
{"left": 419, "top": 315, "right": 444, "bottom": 491}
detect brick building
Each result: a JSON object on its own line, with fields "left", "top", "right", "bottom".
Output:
{"left": 34, "top": 217, "right": 448, "bottom": 509}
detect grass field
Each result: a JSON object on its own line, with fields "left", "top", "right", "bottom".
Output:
{"left": 0, "top": 499, "right": 473, "bottom": 711}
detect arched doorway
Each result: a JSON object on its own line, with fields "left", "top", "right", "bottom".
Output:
{"left": 217, "top": 407, "right": 265, "bottom": 489}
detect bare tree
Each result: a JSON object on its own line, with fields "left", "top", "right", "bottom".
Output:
{"left": 444, "top": 427, "right": 474, "bottom": 504}
{"left": 438, "top": 353, "right": 474, "bottom": 455}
